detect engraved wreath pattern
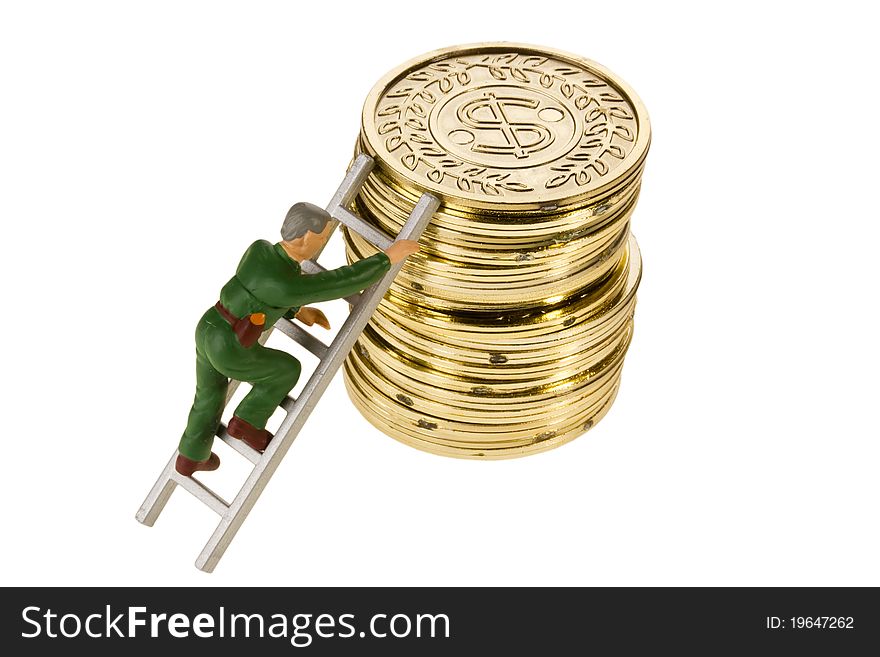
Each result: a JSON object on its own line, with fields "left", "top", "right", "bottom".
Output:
{"left": 372, "top": 53, "right": 639, "bottom": 198}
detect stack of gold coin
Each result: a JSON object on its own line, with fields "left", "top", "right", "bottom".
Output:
{"left": 342, "top": 43, "right": 650, "bottom": 458}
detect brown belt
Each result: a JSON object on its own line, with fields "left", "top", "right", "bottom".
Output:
{"left": 214, "top": 301, "right": 265, "bottom": 348}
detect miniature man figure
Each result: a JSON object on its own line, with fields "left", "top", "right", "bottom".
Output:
{"left": 175, "top": 202, "right": 419, "bottom": 476}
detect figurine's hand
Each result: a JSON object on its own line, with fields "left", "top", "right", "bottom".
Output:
{"left": 384, "top": 239, "right": 420, "bottom": 265}
{"left": 295, "top": 306, "right": 331, "bottom": 330}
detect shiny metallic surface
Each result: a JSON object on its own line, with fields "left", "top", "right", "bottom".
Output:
{"left": 345, "top": 44, "right": 650, "bottom": 458}
{"left": 360, "top": 43, "right": 650, "bottom": 212}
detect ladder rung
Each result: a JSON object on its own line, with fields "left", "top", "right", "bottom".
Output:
{"left": 332, "top": 206, "right": 392, "bottom": 250}
{"left": 216, "top": 425, "right": 262, "bottom": 464}
{"left": 171, "top": 471, "right": 230, "bottom": 516}
{"left": 280, "top": 395, "right": 296, "bottom": 413}
{"left": 274, "top": 317, "right": 329, "bottom": 359}
{"left": 299, "top": 260, "right": 361, "bottom": 305}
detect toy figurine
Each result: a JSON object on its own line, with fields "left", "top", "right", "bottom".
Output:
{"left": 175, "top": 202, "right": 419, "bottom": 476}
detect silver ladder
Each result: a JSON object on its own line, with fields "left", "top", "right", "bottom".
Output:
{"left": 135, "top": 154, "right": 439, "bottom": 572}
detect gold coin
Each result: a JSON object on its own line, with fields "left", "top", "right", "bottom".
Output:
{"left": 364, "top": 306, "right": 635, "bottom": 375}
{"left": 343, "top": 45, "right": 649, "bottom": 459}
{"left": 360, "top": 43, "right": 650, "bottom": 213}
{"left": 344, "top": 368, "right": 623, "bottom": 458}
{"left": 345, "top": 354, "right": 625, "bottom": 433}
{"left": 349, "top": 322, "right": 633, "bottom": 408}
{"left": 365, "top": 236, "right": 640, "bottom": 343}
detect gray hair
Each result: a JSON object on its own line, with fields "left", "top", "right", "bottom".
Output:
{"left": 281, "top": 202, "right": 331, "bottom": 240}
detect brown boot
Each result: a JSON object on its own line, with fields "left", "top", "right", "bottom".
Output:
{"left": 175, "top": 452, "right": 221, "bottom": 477}
{"left": 227, "top": 416, "right": 273, "bottom": 452}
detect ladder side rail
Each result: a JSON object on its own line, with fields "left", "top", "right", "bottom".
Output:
{"left": 135, "top": 455, "right": 178, "bottom": 526}
{"left": 325, "top": 155, "right": 374, "bottom": 215}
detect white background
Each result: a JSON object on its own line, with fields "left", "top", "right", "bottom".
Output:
{"left": 1, "top": 1, "right": 877, "bottom": 586}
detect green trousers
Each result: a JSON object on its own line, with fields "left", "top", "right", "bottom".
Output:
{"left": 178, "top": 308, "right": 302, "bottom": 461}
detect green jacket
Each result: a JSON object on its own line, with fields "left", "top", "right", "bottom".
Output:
{"left": 219, "top": 240, "right": 390, "bottom": 328}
